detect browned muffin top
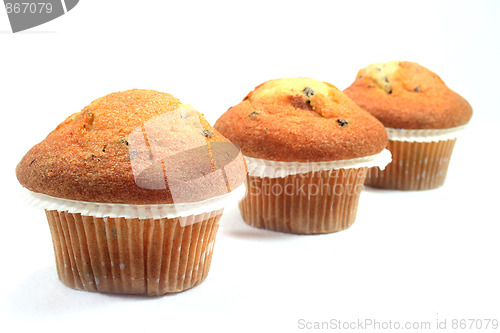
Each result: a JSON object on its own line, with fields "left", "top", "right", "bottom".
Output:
{"left": 344, "top": 61, "right": 473, "bottom": 129}
{"left": 17, "top": 89, "right": 246, "bottom": 204}
{"left": 214, "top": 78, "right": 388, "bottom": 162}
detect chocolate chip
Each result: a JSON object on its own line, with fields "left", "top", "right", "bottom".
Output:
{"left": 248, "top": 111, "right": 260, "bottom": 120}
{"left": 303, "top": 87, "right": 315, "bottom": 98}
{"left": 413, "top": 86, "right": 420, "bottom": 92}
{"left": 337, "top": 118, "right": 349, "bottom": 127}
{"left": 388, "top": 89, "right": 393, "bottom": 94}
{"left": 288, "top": 95, "right": 313, "bottom": 111}
{"left": 202, "top": 130, "right": 214, "bottom": 138}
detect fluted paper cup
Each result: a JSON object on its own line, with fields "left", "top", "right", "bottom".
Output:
{"left": 240, "top": 150, "right": 391, "bottom": 235}
{"left": 45, "top": 210, "right": 221, "bottom": 295}
{"left": 365, "top": 125, "right": 466, "bottom": 190}
{"left": 23, "top": 185, "right": 245, "bottom": 295}
{"left": 17, "top": 105, "right": 248, "bottom": 296}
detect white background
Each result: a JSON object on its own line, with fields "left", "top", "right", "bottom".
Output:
{"left": 1, "top": 1, "right": 499, "bottom": 332}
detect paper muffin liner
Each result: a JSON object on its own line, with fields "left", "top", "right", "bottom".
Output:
{"left": 245, "top": 149, "right": 392, "bottom": 178}
{"left": 22, "top": 184, "right": 245, "bottom": 221}
{"left": 239, "top": 151, "right": 391, "bottom": 234}
{"left": 23, "top": 185, "right": 245, "bottom": 295}
{"left": 366, "top": 126, "right": 465, "bottom": 190}
{"left": 386, "top": 125, "right": 466, "bottom": 142}
{"left": 45, "top": 209, "right": 221, "bottom": 295}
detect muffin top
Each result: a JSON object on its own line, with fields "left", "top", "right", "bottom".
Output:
{"left": 16, "top": 89, "right": 246, "bottom": 204}
{"left": 214, "top": 78, "right": 387, "bottom": 162}
{"left": 344, "top": 61, "right": 473, "bottom": 129}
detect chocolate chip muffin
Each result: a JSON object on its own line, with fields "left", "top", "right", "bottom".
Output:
{"left": 17, "top": 89, "right": 247, "bottom": 295}
{"left": 215, "top": 78, "right": 390, "bottom": 234}
{"left": 344, "top": 61, "right": 473, "bottom": 190}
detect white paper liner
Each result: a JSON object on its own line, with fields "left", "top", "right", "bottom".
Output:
{"left": 244, "top": 149, "right": 392, "bottom": 179}
{"left": 386, "top": 125, "right": 467, "bottom": 142}
{"left": 21, "top": 184, "right": 246, "bottom": 219}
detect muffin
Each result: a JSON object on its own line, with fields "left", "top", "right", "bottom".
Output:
{"left": 16, "top": 89, "right": 247, "bottom": 295}
{"left": 214, "top": 78, "right": 391, "bottom": 235}
{"left": 344, "top": 61, "right": 473, "bottom": 190}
